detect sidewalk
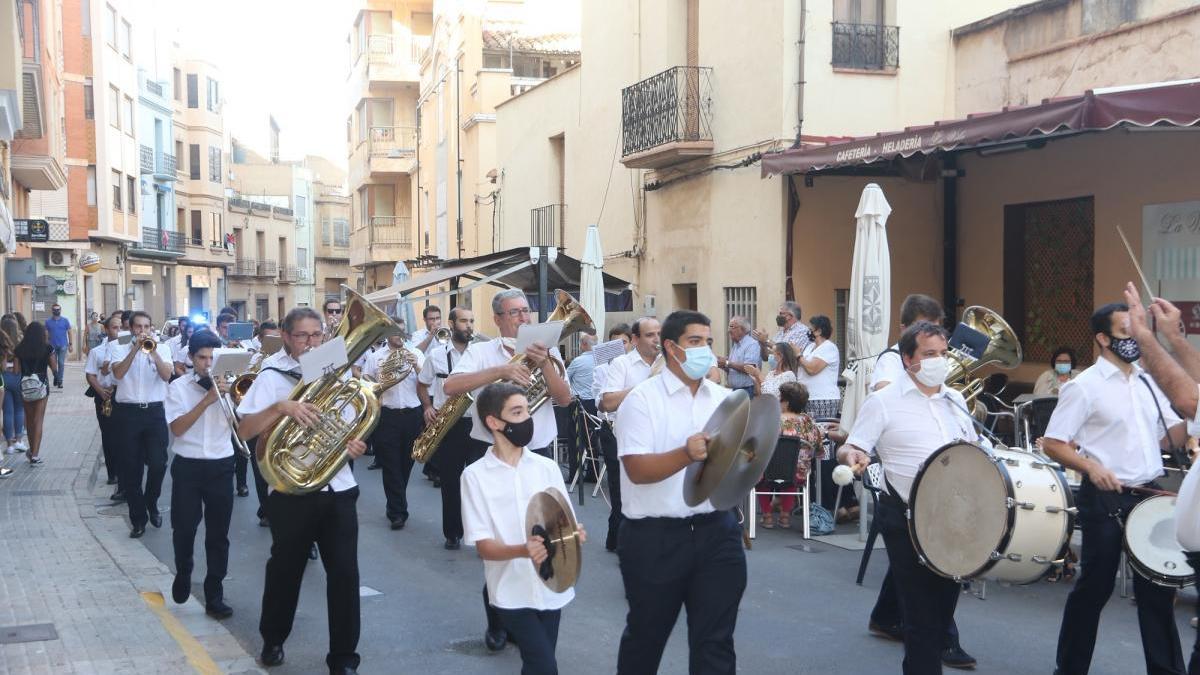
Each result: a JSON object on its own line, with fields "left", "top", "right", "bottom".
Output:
{"left": 0, "top": 363, "right": 261, "bottom": 674}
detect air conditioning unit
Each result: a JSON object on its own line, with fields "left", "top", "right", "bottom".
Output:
{"left": 46, "top": 250, "right": 70, "bottom": 268}
{"left": 643, "top": 294, "right": 656, "bottom": 317}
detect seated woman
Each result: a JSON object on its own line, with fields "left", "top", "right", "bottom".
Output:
{"left": 744, "top": 342, "right": 799, "bottom": 398}
{"left": 756, "top": 382, "right": 824, "bottom": 529}
{"left": 1033, "top": 346, "right": 1080, "bottom": 396}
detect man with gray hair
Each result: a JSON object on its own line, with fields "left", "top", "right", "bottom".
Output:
{"left": 755, "top": 301, "right": 810, "bottom": 359}
{"left": 565, "top": 333, "right": 599, "bottom": 483}
{"left": 719, "top": 316, "right": 760, "bottom": 397}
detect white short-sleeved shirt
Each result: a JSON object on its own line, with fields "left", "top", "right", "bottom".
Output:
{"left": 1177, "top": 453, "right": 1200, "bottom": 551}
{"left": 600, "top": 350, "right": 657, "bottom": 424}
{"left": 111, "top": 343, "right": 173, "bottom": 403}
{"left": 1044, "top": 358, "right": 1178, "bottom": 487}
{"left": 798, "top": 340, "right": 841, "bottom": 400}
{"left": 85, "top": 338, "right": 118, "bottom": 389}
{"left": 171, "top": 339, "right": 193, "bottom": 370}
{"left": 1187, "top": 383, "right": 1200, "bottom": 438}
{"left": 461, "top": 447, "right": 576, "bottom": 610}
{"left": 365, "top": 344, "right": 425, "bottom": 409}
{"left": 592, "top": 362, "right": 613, "bottom": 421}
{"left": 417, "top": 341, "right": 469, "bottom": 410}
{"left": 845, "top": 374, "right": 979, "bottom": 503}
{"left": 165, "top": 373, "right": 234, "bottom": 460}
{"left": 410, "top": 328, "right": 430, "bottom": 347}
{"left": 616, "top": 369, "right": 731, "bottom": 519}
{"left": 237, "top": 350, "right": 356, "bottom": 492}
{"left": 452, "top": 339, "right": 563, "bottom": 449}
{"left": 869, "top": 344, "right": 904, "bottom": 390}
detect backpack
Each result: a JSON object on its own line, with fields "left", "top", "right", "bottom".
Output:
{"left": 20, "top": 374, "right": 46, "bottom": 402}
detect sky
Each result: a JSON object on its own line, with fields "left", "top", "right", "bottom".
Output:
{"left": 170, "top": 0, "right": 358, "bottom": 171}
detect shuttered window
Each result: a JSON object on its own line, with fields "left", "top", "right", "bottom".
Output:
{"left": 16, "top": 72, "right": 41, "bottom": 138}
{"left": 723, "top": 287, "right": 757, "bottom": 331}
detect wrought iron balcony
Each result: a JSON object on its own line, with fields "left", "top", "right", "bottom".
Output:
{"left": 139, "top": 145, "right": 155, "bottom": 174}
{"left": 256, "top": 260, "right": 278, "bottom": 278}
{"left": 273, "top": 206, "right": 294, "bottom": 218}
{"left": 278, "top": 266, "right": 301, "bottom": 284}
{"left": 250, "top": 202, "right": 272, "bottom": 216}
{"left": 831, "top": 22, "right": 900, "bottom": 71}
{"left": 144, "top": 79, "right": 164, "bottom": 97}
{"left": 137, "top": 228, "right": 186, "bottom": 254}
{"left": 228, "top": 197, "right": 251, "bottom": 213}
{"left": 531, "top": 204, "right": 564, "bottom": 249}
{"left": 368, "top": 216, "right": 413, "bottom": 248}
{"left": 156, "top": 153, "right": 176, "bottom": 178}
{"left": 231, "top": 259, "right": 258, "bottom": 276}
{"left": 620, "top": 66, "right": 714, "bottom": 169}
{"left": 368, "top": 126, "right": 417, "bottom": 158}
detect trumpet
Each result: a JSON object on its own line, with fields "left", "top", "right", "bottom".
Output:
{"left": 434, "top": 327, "right": 452, "bottom": 344}
{"left": 139, "top": 337, "right": 157, "bottom": 353}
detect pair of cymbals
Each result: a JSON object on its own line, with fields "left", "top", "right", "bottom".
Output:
{"left": 525, "top": 487, "right": 583, "bottom": 593}
{"left": 683, "top": 389, "right": 783, "bottom": 510}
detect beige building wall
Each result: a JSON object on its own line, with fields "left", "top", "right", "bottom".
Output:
{"left": 225, "top": 203, "right": 296, "bottom": 322}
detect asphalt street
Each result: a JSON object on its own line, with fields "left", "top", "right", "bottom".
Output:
{"left": 128, "top": 441, "right": 1198, "bottom": 674}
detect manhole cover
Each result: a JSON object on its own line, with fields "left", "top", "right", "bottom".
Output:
{"left": 0, "top": 623, "right": 58, "bottom": 644}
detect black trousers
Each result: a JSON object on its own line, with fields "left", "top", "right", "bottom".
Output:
{"left": 496, "top": 607, "right": 562, "bottom": 675}
{"left": 234, "top": 448, "right": 248, "bottom": 490}
{"left": 871, "top": 566, "right": 961, "bottom": 649}
{"left": 877, "top": 496, "right": 960, "bottom": 675}
{"left": 432, "top": 418, "right": 480, "bottom": 540}
{"left": 92, "top": 396, "right": 119, "bottom": 484}
{"left": 375, "top": 406, "right": 424, "bottom": 523}
{"left": 616, "top": 510, "right": 747, "bottom": 675}
{"left": 247, "top": 437, "right": 270, "bottom": 520}
{"left": 260, "top": 487, "right": 361, "bottom": 671}
{"left": 1055, "top": 480, "right": 1185, "bottom": 675}
{"left": 600, "top": 422, "right": 623, "bottom": 551}
{"left": 170, "top": 455, "right": 234, "bottom": 602}
{"left": 1186, "top": 552, "right": 1200, "bottom": 675}
{"left": 114, "top": 402, "right": 169, "bottom": 529}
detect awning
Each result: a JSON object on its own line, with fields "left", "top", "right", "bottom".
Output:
{"left": 762, "top": 79, "right": 1200, "bottom": 176}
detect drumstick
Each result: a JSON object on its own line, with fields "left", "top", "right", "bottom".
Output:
{"left": 1129, "top": 485, "right": 1177, "bottom": 498}
{"left": 1116, "top": 225, "right": 1156, "bottom": 303}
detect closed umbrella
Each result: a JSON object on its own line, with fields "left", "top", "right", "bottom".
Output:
{"left": 840, "top": 183, "right": 892, "bottom": 430}
{"left": 392, "top": 261, "right": 418, "bottom": 335}
{"left": 579, "top": 224, "right": 606, "bottom": 333}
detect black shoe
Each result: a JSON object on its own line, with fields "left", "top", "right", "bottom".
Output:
{"left": 258, "top": 516, "right": 270, "bottom": 528}
{"left": 308, "top": 543, "right": 319, "bottom": 560}
{"left": 868, "top": 621, "right": 904, "bottom": 642}
{"left": 942, "top": 645, "right": 977, "bottom": 670}
{"left": 130, "top": 525, "right": 145, "bottom": 538}
{"left": 172, "top": 573, "right": 190, "bottom": 604}
{"left": 484, "top": 628, "right": 507, "bottom": 651}
{"left": 106, "top": 476, "right": 118, "bottom": 485}
{"left": 444, "top": 537, "right": 461, "bottom": 550}
{"left": 148, "top": 510, "right": 162, "bottom": 529}
{"left": 110, "top": 490, "right": 126, "bottom": 502}
{"left": 205, "top": 598, "right": 233, "bottom": 620}
{"left": 368, "top": 461, "right": 381, "bottom": 470}
{"left": 390, "top": 517, "right": 407, "bottom": 531}
{"left": 432, "top": 478, "right": 442, "bottom": 488}
{"left": 237, "top": 485, "right": 249, "bottom": 497}
{"left": 260, "top": 644, "right": 285, "bottom": 667}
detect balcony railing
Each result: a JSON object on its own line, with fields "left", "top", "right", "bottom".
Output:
{"left": 831, "top": 22, "right": 900, "bottom": 70}
{"left": 363, "top": 34, "right": 427, "bottom": 64}
{"left": 531, "top": 204, "right": 565, "bottom": 249}
{"left": 250, "top": 202, "right": 272, "bottom": 216}
{"left": 157, "top": 153, "right": 176, "bottom": 176}
{"left": 279, "top": 266, "right": 301, "bottom": 283}
{"left": 231, "top": 259, "right": 258, "bottom": 276}
{"left": 273, "top": 206, "right": 294, "bottom": 219}
{"left": 621, "top": 66, "right": 713, "bottom": 158}
{"left": 256, "top": 260, "right": 278, "bottom": 277}
{"left": 144, "top": 79, "right": 163, "bottom": 97}
{"left": 367, "top": 126, "right": 418, "bottom": 158}
{"left": 138, "top": 228, "right": 186, "bottom": 253}
{"left": 139, "top": 145, "right": 155, "bottom": 174}
{"left": 368, "top": 216, "right": 413, "bottom": 247}
{"left": 228, "top": 197, "right": 251, "bottom": 213}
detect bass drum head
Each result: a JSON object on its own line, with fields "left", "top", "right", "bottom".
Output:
{"left": 910, "top": 442, "right": 1011, "bottom": 580}
{"left": 1125, "top": 495, "right": 1195, "bottom": 587}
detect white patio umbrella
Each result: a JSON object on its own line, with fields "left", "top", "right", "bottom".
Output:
{"left": 579, "top": 224, "right": 606, "bottom": 333}
{"left": 392, "top": 260, "right": 418, "bottom": 335}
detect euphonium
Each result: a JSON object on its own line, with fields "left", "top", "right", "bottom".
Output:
{"left": 258, "top": 288, "right": 401, "bottom": 494}
{"left": 412, "top": 289, "right": 593, "bottom": 462}
{"left": 945, "top": 305, "right": 1022, "bottom": 418}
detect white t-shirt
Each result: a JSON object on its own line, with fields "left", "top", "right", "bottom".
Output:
{"left": 798, "top": 340, "right": 840, "bottom": 400}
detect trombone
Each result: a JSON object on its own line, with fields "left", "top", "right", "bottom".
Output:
{"left": 205, "top": 369, "right": 252, "bottom": 459}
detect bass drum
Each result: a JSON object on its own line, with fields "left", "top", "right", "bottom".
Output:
{"left": 1124, "top": 495, "right": 1195, "bottom": 588}
{"left": 908, "top": 442, "right": 1075, "bottom": 584}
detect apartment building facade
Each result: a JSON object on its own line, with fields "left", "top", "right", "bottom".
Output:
{"left": 0, "top": 0, "right": 19, "bottom": 283}
{"left": 308, "top": 153, "right": 352, "bottom": 303}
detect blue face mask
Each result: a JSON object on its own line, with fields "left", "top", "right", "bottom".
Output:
{"left": 767, "top": 354, "right": 778, "bottom": 371}
{"left": 673, "top": 344, "right": 716, "bottom": 381}
{"left": 1054, "top": 362, "right": 1071, "bottom": 375}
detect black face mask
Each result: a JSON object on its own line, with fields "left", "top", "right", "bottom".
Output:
{"left": 52, "top": 310, "right": 61, "bottom": 316}
{"left": 775, "top": 315, "right": 787, "bottom": 327}
{"left": 497, "top": 416, "right": 534, "bottom": 448}
{"left": 1105, "top": 333, "right": 1141, "bottom": 363}
{"left": 196, "top": 375, "right": 214, "bottom": 391}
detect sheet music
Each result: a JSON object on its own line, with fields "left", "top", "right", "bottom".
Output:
{"left": 516, "top": 321, "right": 564, "bottom": 354}
{"left": 593, "top": 339, "right": 626, "bottom": 366}
{"left": 299, "top": 336, "right": 349, "bottom": 384}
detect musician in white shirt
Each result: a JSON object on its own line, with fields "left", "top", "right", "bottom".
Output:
{"left": 364, "top": 326, "right": 425, "bottom": 530}
{"left": 235, "top": 307, "right": 368, "bottom": 673}
{"left": 869, "top": 294, "right": 944, "bottom": 391}
{"left": 85, "top": 314, "right": 122, "bottom": 493}
{"left": 614, "top": 310, "right": 743, "bottom": 674}
{"left": 417, "top": 307, "right": 476, "bottom": 550}
{"left": 838, "top": 321, "right": 979, "bottom": 674}
{"left": 245, "top": 320, "right": 280, "bottom": 525}
{"left": 444, "top": 289, "right": 571, "bottom": 653}
{"left": 410, "top": 304, "right": 442, "bottom": 354}
{"left": 164, "top": 330, "right": 236, "bottom": 619}
{"left": 111, "top": 311, "right": 174, "bottom": 538}
{"left": 1042, "top": 302, "right": 1188, "bottom": 675}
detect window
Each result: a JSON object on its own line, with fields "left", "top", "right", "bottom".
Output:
{"left": 108, "top": 85, "right": 120, "bottom": 129}
{"left": 104, "top": 4, "right": 116, "bottom": 47}
{"left": 173, "top": 68, "right": 181, "bottom": 100}
{"left": 334, "top": 218, "right": 350, "bottom": 247}
{"left": 191, "top": 210, "right": 202, "bottom": 243}
{"left": 123, "top": 94, "right": 134, "bottom": 135}
{"left": 81, "top": 0, "right": 90, "bottom": 36}
{"left": 189, "top": 144, "right": 200, "bottom": 179}
{"left": 174, "top": 140, "right": 183, "bottom": 165}
{"left": 126, "top": 176, "right": 136, "bottom": 213}
{"left": 111, "top": 170, "right": 122, "bottom": 210}
{"left": 208, "top": 146, "right": 221, "bottom": 182}
{"left": 321, "top": 218, "right": 331, "bottom": 244}
{"left": 206, "top": 77, "right": 219, "bottom": 112}
{"left": 723, "top": 287, "right": 757, "bottom": 336}
{"left": 186, "top": 73, "right": 198, "bottom": 108}
{"left": 210, "top": 212, "right": 222, "bottom": 245}
{"left": 831, "top": 0, "right": 898, "bottom": 70}
{"left": 294, "top": 195, "right": 307, "bottom": 221}
{"left": 83, "top": 80, "right": 94, "bottom": 119}
{"left": 86, "top": 165, "right": 97, "bottom": 206}
{"left": 119, "top": 19, "right": 131, "bottom": 58}
{"left": 297, "top": 247, "right": 308, "bottom": 269}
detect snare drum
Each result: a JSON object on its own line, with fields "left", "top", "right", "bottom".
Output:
{"left": 1124, "top": 495, "right": 1195, "bottom": 588}
{"left": 908, "top": 441, "right": 1075, "bottom": 584}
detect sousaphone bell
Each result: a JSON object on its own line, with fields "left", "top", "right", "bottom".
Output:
{"left": 525, "top": 487, "right": 583, "bottom": 593}
{"left": 683, "top": 390, "right": 782, "bottom": 510}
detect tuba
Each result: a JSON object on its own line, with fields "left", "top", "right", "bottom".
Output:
{"left": 412, "top": 289, "right": 593, "bottom": 463}
{"left": 258, "top": 288, "right": 403, "bottom": 494}
{"left": 945, "top": 306, "right": 1022, "bottom": 416}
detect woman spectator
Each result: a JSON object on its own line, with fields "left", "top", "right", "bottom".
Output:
{"left": 797, "top": 315, "right": 841, "bottom": 419}
{"left": 14, "top": 322, "right": 56, "bottom": 464}
{"left": 85, "top": 312, "right": 104, "bottom": 352}
{"left": 1033, "top": 346, "right": 1080, "bottom": 396}
{"left": 2, "top": 316, "right": 25, "bottom": 454}
{"left": 13, "top": 312, "right": 28, "bottom": 332}
{"left": 756, "top": 382, "right": 824, "bottom": 529}
{"left": 744, "top": 342, "right": 799, "bottom": 398}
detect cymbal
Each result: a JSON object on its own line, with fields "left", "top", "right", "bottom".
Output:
{"left": 525, "top": 487, "right": 583, "bottom": 593}
{"left": 684, "top": 391, "right": 782, "bottom": 510}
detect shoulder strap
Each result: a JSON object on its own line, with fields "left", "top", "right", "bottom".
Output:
{"left": 875, "top": 347, "right": 900, "bottom": 364}
{"left": 1138, "top": 374, "right": 1190, "bottom": 469}
{"left": 260, "top": 366, "right": 302, "bottom": 382}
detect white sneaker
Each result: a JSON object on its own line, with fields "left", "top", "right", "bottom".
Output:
{"left": 0, "top": 466, "right": 12, "bottom": 478}
{"left": 3, "top": 446, "right": 14, "bottom": 455}
{"left": 14, "top": 439, "right": 27, "bottom": 452}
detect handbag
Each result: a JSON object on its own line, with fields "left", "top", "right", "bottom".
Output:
{"left": 20, "top": 374, "right": 47, "bottom": 402}
{"left": 808, "top": 503, "right": 835, "bottom": 535}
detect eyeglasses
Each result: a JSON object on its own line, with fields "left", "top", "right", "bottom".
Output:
{"left": 327, "top": 309, "right": 343, "bottom": 315}
{"left": 501, "top": 308, "right": 532, "bottom": 318}
{"left": 289, "top": 332, "right": 323, "bottom": 341}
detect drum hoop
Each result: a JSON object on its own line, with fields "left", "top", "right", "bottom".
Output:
{"left": 1122, "top": 496, "right": 1196, "bottom": 588}
{"left": 907, "top": 441, "right": 1017, "bottom": 581}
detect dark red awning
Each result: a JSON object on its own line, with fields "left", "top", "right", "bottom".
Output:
{"left": 761, "top": 79, "right": 1200, "bottom": 176}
